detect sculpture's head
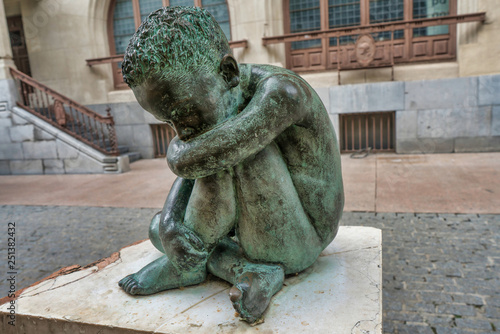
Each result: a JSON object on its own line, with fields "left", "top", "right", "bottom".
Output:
{"left": 122, "top": 7, "right": 240, "bottom": 140}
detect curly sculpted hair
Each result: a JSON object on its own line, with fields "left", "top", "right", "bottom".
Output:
{"left": 122, "top": 6, "right": 231, "bottom": 88}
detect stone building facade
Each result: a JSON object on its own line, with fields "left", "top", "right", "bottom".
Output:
{"left": 0, "top": 0, "right": 499, "bottom": 173}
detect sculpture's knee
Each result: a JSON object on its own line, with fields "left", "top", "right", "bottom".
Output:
{"left": 148, "top": 211, "right": 164, "bottom": 253}
{"left": 160, "top": 220, "right": 208, "bottom": 271}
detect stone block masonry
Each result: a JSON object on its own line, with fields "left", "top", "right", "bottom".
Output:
{"left": 326, "top": 74, "right": 500, "bottom": 154}
{"left": 84, "top": 73, "right": 500, "bottom": 157}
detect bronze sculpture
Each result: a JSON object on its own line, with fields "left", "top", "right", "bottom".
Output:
{"left": 119, "top": 6, "right": 344, "bottom": 324}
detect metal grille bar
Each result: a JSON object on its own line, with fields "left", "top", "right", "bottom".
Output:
{"left": 340, "top": 111, "right": 395, "bottom": 152}
{"left": 151, "top": 124, "right": 176, "bottom": 158}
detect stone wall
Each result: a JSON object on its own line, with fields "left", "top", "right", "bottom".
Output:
{"left": 0, "top": 106, "right": 129, "bottom": 175}
{"left": 85, "top": 74, "right": 500, "bottom": 157}
{"left": 5, "top": 0, "right": 497, "bottom": 106}
{"left": 325, "top": 74, "right": 500, "bottom": 154}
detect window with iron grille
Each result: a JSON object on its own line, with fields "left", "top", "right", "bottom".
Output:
{"left": 339, "top": 112, "right": 395, "bottom": 153}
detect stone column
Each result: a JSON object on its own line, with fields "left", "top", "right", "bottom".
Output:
{"left": 0, "top": 0, "right": 18, "bottom": 109}
{"left": 0, "top": 0, "right": 16, "bottom": 79}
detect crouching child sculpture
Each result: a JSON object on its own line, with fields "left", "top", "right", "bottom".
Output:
{"left": 119, "top": 6, "right": 344, "bottom": 324}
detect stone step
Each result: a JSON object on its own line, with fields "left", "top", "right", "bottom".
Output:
{"left": 126, "top": 151, "right": 142, "bottom": 163}
{"left": 117, "top": 145, "right": 129, "bottom": 154}
{"left": 0, "top": 226, "right": 382, "bottom": 333}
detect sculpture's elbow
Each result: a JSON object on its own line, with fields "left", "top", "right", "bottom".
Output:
{"left": 167, "top": 152, "right": 192, "bottom": 178}
{"left": 166, "top": 139, "right": 190, "bottom": 178}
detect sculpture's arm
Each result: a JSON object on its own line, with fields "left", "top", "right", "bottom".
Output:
{"left": 167, "top": 76, "right": 310, "bottom": 179}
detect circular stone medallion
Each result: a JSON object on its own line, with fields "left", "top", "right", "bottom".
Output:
{"left": 355, "top": 34, "right": 376, "bottom": 67}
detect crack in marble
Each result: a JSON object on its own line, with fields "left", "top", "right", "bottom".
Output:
{"left": 19, "top": 269, "right": 98, "bottom": 299}
{"left": 351, "top": 314, "right": 381, "bottom": 334}
{"left": 320, "top": 245, "right": 379, "bottom": 257}
{"left": 15, "top": 254, "right": 124, "bottom": 301}
{"left": 337, "top": 248, "right": 382, "bottom": 334}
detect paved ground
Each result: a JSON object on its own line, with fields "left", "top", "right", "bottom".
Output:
{"left": 1, "top": 152, "right": 499, "bottom": 214}
{"left": 0, "top": 152, "right": 499, "bottom": 333}
{"left": 0, "top": 206, "right": 498, "bottom": 334}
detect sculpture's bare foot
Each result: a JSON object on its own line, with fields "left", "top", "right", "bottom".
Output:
{"left": 229, "top": 265, "right": 284, "bottom": 324}
{"left": 118, "top": 255, "right": 206, "bottom": 295}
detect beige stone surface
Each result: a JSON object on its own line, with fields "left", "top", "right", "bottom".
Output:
{"left": 5, "top": 0, "right": 496, "bottom": 105}
{"left": 3, "top": 0, "right": 21, "bottom": 17}
{"left": 342, "top": 154, "right": 377, "bottom": 212}
{"left": 0, "top": 159, "right": 174, "bottom": 208}
{"left": 0, "top": 0, "right": 12, "bottom": 60}
{"left": 0, "top": 226, "right": 382, "bottom": 334}
{"left": 18, "top": 0, "right": 114, "bottom": 105}
{"left": 458, "top": 0, "right": 500, "bottom": 77}
{"left": 375, "top": 153, "right": 500, "bottom": 213}
{"left": 1, "top": 152, "right": 499, "bottom": 214}
{"left": 0, "top": 0, "right": 16, "bottom": 80}
{"left": 229, "top": 0, "right": 286, "bottom": 66}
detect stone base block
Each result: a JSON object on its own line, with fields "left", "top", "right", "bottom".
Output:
{"left": 0, "top": 226, "right": 382, "bottom": 333}
{"left": 396, "top": 138, "right": 455, "bottom": 154}
{"left": 454, "top": 136, "right": 500, "bottom": 153}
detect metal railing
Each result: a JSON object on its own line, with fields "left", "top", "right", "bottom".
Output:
{"left": 10, "top": 67, "right": 119, "bottom": 156}
{"left": 151, "top": 123, "right": 176, "bottom": 158}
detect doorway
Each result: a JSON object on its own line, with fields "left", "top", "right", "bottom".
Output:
{"left": 7, "top": 16, "right": 31, "bottom": 76}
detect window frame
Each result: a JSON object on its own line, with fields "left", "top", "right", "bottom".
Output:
{"left": 282, "top": 0, "right": 458, "bottom": 73}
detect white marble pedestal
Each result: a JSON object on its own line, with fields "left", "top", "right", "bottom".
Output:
{"left": 0, "top": 226, "right": 382, "bottom": 333}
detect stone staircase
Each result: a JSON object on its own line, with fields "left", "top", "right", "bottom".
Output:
{"left": 1, "top": 68, "right": 141, "bottom": 174}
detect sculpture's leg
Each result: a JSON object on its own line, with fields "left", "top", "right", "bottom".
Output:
{"left": 207, "top": 238, "right": 285, "bottom": 324}
{"left": 235, "top": 143, "right": 325, "bottom": 274}
{"left": 148, "top": 211, "right": 164, "bottom": 253}
{"left": 120, "top": 171, "right": 236, "bottom": 295}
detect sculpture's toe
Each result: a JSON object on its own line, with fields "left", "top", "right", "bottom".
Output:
{"left": 229, "top": 286, "right": 242, "bottom": 303}
{"left": 119, "top": 275, "right": 142, "bottom": 295}
{"left": 229, "top": 284, "right": 261, "bottom": 324}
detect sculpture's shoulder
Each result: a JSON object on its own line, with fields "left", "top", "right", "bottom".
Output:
{"left": 246, "top": 63, "right": 302, "bottom": 81}
{"left": 243, "top": 64, "right": 320, "bottom": 112}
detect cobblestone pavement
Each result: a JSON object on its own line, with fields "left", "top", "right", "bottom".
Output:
{"left": 0, "top": 205, "right": 159, "bottom": 296}
{"left": 342, "top": 212, "right": 500, "bottom": 334}
{"left": 1, "top": 206, "right": 499, "bottom": 333}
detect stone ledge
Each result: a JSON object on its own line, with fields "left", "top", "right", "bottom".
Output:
{"left": 454, "top": 136, "right": 500, "bottom": 153}
{"left": 0, "top": 226, "right": 382, "bottom": 334}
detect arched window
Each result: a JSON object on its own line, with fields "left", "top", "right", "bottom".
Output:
{"left": 108, "top": 0, "right": 232, "bottom": 88}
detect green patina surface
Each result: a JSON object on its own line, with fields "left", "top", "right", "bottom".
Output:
{"left": 118, "top": 6, "right": 344, "bottom": 324}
